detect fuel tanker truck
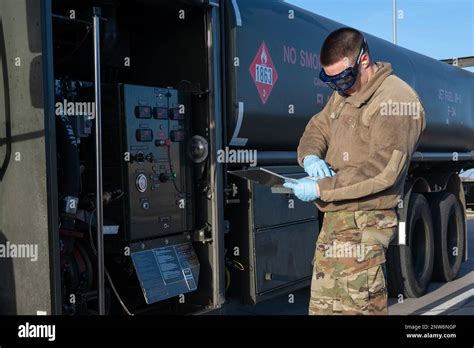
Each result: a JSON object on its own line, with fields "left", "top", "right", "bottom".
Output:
{"left": 0, "top": 0, "right": 473, "bottom": 315}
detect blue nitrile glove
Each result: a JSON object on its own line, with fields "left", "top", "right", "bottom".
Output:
{"left": 283, "top": 178, "right": 320, "bottom": 202}
{"left": 303, "top": 155, "right": 336, "bottom": 178}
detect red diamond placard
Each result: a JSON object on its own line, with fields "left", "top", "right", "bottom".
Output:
{"left": 249, "top": 41, "right": 278, "bottom": 104}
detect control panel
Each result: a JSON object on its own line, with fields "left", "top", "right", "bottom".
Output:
{"left": 102, "top": 84, "right": 193, "bottom": 241}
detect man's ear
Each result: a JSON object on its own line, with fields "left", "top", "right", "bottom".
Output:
{"left": 361, "top": 53, "right": 370, "bottom": 68}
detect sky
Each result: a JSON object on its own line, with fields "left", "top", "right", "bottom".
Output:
{"left": 285, "top": 0, "right": 474, "bottom": 71}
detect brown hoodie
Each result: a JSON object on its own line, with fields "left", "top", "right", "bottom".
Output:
{"left": 297, "top": 62, "right": 426, "bottom": 212}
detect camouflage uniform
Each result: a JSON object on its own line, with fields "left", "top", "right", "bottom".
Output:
{"left": 296, "top": 63, "right": 423, "bottom": 315}
{"left": 309, "top": 209, "right": 398, "bottom": 315}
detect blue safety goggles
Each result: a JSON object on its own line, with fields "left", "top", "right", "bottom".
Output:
{"left": 319, "top": 38, "right": 369, "bottom": 94}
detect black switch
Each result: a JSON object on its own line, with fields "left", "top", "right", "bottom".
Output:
{"left": 136, "top": 129, "right": 153, "bottom": 142}
{"left": 159, "top": 173, "right": 170, "bottom": 182}
{"left": 145, "top": 153, "right": 154, "bottom": 162}
{"left": 135, "top": 106, "right": 152, "bottom": 119}
{"left": 170, "top": 107, "right": 185, "bottom": 120}
{"left": 153, "top": 107, "right": 168, "bottom": 119}
{"left": 132, "top": 152, "right": 145, "bottom": 163}
{"left": 170, "top": 130, "right": 185, "bottom": 142}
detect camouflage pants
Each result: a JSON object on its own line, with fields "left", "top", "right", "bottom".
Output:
{"left": 309, "top": 209, "right": 398, "bottom": 315}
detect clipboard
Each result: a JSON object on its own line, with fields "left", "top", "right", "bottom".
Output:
{"left": 227, "top": 167, "right": 318, "bottom": 194}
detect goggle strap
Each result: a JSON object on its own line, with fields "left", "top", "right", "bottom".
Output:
{"left": 355, "top": 38, "right": 368, "bottom": 64}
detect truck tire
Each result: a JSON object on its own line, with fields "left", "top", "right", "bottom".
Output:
{"left": 387, "top": 193, "right": 434, "bottom": 298}
{"left": 428, "top": 192, "right": 464, "bottom": 282}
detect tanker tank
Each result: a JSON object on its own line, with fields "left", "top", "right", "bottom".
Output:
{"left": 225, "top": 0, "right": 474, "bottom": 154}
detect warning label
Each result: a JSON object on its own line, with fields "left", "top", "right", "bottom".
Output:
{"left": 249, "top": 41, "right": 279, "bottom": 104}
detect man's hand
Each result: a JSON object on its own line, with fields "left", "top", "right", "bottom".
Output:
{"left": 283, "top": 178, "right": 320, "bottom": 202}
{"left": 303, "top": 155, "right": 335, "bottom": 178}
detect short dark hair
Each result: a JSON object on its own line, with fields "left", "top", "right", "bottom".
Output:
{"left": 320, "top": 27, "right": 365, "bottom": 66}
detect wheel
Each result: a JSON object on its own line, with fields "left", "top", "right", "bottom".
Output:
{"left": 429, "top": 192, "right": 465, "bottom": 282}
{"left": 387, "top": 193, "right": 434, "bottom": 298}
